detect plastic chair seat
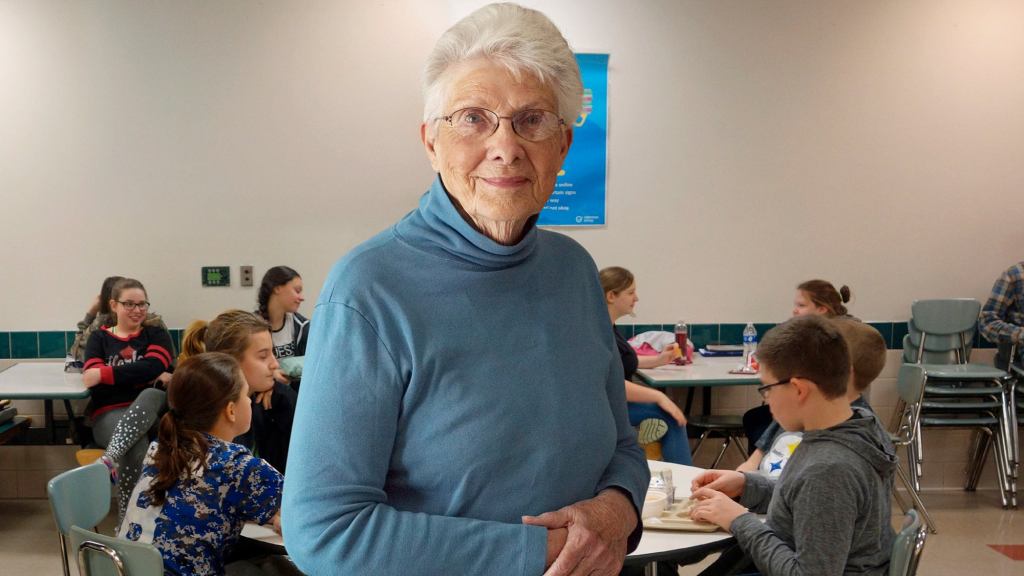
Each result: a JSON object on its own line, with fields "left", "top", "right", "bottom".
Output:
{"left": 918, "top": 363, "right": 1009, "bottom": 380}
{"left": 922, "top": 399, "right": 1002, "bottom": 411}
{"left": 923, "top": 383, "right": 1004, "bottom": 395}
{"left": 920, "top": 415, "right": 1000, "bottom": 427}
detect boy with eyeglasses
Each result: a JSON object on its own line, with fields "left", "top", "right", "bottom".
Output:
{"left": 688, "top": 315, "right": 896, "bottom": 576}
{"left": 737, "top": 318, "right": 887, "bottom": 478}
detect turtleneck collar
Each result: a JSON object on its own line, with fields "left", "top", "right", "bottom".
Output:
{"left": 395, "top": 175, "right": 539, "bottom": 269}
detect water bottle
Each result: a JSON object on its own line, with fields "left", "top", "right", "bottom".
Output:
{"left": 743, "top": 322, "right": 758, "bottom": 368}
{"left": 674, "top": 321, "right": 689, "bottom": 365}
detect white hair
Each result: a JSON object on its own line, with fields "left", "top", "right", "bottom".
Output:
{"left": 422, "top": 3, "right": 583, "bottom": 125}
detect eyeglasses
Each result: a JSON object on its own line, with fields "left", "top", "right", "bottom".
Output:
{"left": 757, "top": 378, "right": 792, "bottom": 399}
{"left": 437, "top": 107, "right": 566, "bottom": 142}
{"left": 117, "top": 301, "right": 150, "bottom": 311}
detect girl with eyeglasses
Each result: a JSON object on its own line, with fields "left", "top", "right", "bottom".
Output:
{"left": 82, "top": 278, "right": 174, "bottom": 518}
{"left": 67, "top": 275, "right": 171, "bottom": 369}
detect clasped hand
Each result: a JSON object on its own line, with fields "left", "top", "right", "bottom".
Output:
{"left": 688, "top": 469, "right": 749, "bottom": 532}
{"left": 522, "top": 489, "right": 637, "bottom": 576}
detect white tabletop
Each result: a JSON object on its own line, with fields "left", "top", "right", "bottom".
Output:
{"left": 0, "top": 362, "right": 89, "bottom": 399}
{"left": 637, "top": 356, "right": 761, "bottom": 388}
{"left": 627, "top": 461, "right": 734, "bottom": 562}
{"left": 242, "top": 461, "right": 735, "bottom": 563}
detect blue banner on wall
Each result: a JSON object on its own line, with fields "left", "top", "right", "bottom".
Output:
{"left": 539, "top": 53, "right": 608, "bottom": 227}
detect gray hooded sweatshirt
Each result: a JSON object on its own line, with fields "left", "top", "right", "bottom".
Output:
{"left": 730, "top": 407, "right": 897, "bottom": 575}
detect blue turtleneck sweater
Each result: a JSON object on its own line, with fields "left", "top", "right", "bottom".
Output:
{"left": 283, "top": 177, "right": 649, "bottom": 575}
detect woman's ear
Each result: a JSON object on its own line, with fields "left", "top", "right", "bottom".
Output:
{"left": 605, "top": 290, "right": 616, "bottom": 305}
{"left": 224, "top": 400, "right": 237, "bottom": 424}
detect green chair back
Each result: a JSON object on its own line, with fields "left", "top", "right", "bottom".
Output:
{"left": 47, "top": 462, "right": 113, "bottom": 576}
{"left": 71, "top": 525, "right": 163, "bottom": 576}
{"left": 889, "top": 509, "right": 927, "bottom": 576}
{"left": 896, "top": 365, "right": 927, "bottom": 409}
{"left": 47, "top": 462, "right": 111, "bottom": 535}
{"left": 910, "top": 299, "right": 981, "bottom": 336}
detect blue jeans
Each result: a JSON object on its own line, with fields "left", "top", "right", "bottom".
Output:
{"left": 627, "top": 402, "right": 692, "bottom": 465}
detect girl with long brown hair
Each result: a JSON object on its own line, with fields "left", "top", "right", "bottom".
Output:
{"left": 180, "top": 310, "right": 294, "bottom": 474}
{"left": 119, "top": 352, "right": 288, "bottom": 575}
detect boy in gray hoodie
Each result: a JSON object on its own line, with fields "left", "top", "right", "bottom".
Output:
{"left": 689, "top": 315, "right": 897, "bottom": 575}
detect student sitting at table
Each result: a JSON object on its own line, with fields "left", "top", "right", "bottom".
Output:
{"left": 120, "top": 352, "right": 298, "bottom": 576}
{"left": 600, "top": 266, "right": 692, "bottom": 465}
{"left": 181, "top": 310, "right": 294, "bottom": 474}
{"left": 82, "top": 278, "right": 174, "bottom": 519}
{"left": 689, "top": 315, "right": 896, "bottom": 576}
{"left": 743, "top": 279, "right": 856, "bottom": 452}
{"left": 255, "top": 266, "right": 309, "bottom": 392}
{"left": 68, "top": 275, "right": 171, "bottom": 369}
{"left": 736, "top": 318, "right": 887, "bottom": 476}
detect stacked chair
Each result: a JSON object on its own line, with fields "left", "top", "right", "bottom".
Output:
{"left": 901, "top": 299, "right": 1018, "bottom": 508}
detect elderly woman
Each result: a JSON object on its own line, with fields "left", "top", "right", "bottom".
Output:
{"left": 283, "top": 4, "right": 648, "bottom": 575}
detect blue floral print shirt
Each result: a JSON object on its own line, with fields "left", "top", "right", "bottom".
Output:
{"left": 120, "top": 435, "right": 283, "bottom": 576}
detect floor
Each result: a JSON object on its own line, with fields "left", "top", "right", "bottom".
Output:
{"left": 1, "top": 489, "right": 1020, "bottom": 575}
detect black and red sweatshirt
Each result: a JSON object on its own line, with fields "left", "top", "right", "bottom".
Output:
{"left": 83, "top": 325, "right": 174, "bottom": 418}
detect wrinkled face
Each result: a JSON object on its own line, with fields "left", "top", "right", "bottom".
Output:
{"left": 792, "top": 290, "right": 827, "bottom": 317}
{"left": 239, "top": 331, "right": 279, "bottom": 394}
{"left": 111, "top": 288, "right": 148, "bottom": 330}
{"left": 274, "top": 277, "right": 304, "bottom": 314}
{"left": 422, "top": 58, "right": 572, "bottom": 236}
{"left": 607, "top": 282, "right": 639, "bottom": 320}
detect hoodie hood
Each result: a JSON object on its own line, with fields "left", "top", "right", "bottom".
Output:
{"left": 800, "top": 406, "right": 897, "bottom": 476}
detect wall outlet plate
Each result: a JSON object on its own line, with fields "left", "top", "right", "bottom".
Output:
{"left": 241, "top": 265, "right": 254, "bottom": 287}
{"left": 201, "top": 266, "right": 231, "bottom": 287}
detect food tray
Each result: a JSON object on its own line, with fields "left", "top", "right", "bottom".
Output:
{"left": 641, "top": 498, "right": 721, "bottom": 532}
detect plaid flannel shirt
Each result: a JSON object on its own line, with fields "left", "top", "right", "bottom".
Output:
{"left": 979, "top": 261, "right": 1024, "bottom": 345}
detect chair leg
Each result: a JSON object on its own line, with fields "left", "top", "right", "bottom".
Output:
{"left": 58, "top": 534, "right": 70, "bottom": 576}
{"left": 691, "top": 430, "right": 712, "bottom": 461}
{"left": 895, "top": 464, "right": 937, "bottom": 533}
{"left": 729, "top": 435, "right": 748, "bottom": 463}
{"left": 966, "top": 430, "right": 990, "bottom": 491}
{"left": 992, "top": 432, "right": 1009, "bottom": 508}
{"left": 710, "top": 437, "right": 729, "bottom": 468}
{"left": 913, "top": 421, "right": 924, "bottom": 486}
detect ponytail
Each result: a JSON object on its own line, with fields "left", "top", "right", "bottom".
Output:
{"left": 178, "top": 320, "right": 209, "bottom": 362}
{"left": 145, "top": 352, "right": 244, "bottom": 506}
{"left": 148, "top": 411, "right": 210, "bottom": 506}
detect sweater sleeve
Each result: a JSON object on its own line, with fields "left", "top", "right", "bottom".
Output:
{"left": 732, "top": 462, "right": 860, "bottom": 576}
{"left": 282, "top": 302, "right": 547, "bottom": 576}
{"left": 593, "top": 346, "right": 650, "bottom": 552}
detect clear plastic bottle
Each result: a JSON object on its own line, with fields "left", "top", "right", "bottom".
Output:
{"left": 743, "top": 322, "right": 758, "bottom": 368}
{"left": 674, "top": 321, "right": 689, "bottom": 365}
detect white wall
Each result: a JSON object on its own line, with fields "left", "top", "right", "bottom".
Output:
{"left": 2, "top": 0, "right": 1022, "bottom": 330}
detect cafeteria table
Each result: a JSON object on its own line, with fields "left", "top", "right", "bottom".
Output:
{"left": 0, "top": 362, "right": 89, "bottom": 444}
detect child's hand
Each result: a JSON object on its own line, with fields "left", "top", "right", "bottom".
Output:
{"left": 272, "top": 369, "right": 289, "bottom": 385}
{"left": 691, "top": 469, "right": 745, "bottom": 498}
{"left": 654, "top": 344, "right": 678, "bottom": 366}
{"left": 271, "top": 512, "right": 282, "bottom": 534}
{"left": 155, "top": 372, "right": 173, "bottom": 388}
{"left": 689, "top": 489, "right": 749, "bottom": 532}
{"left": 254, "top": 390, "right": 274, "bottom": 410}
{"left": 656, "top": 393, "right": 687, "bottom": 426}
